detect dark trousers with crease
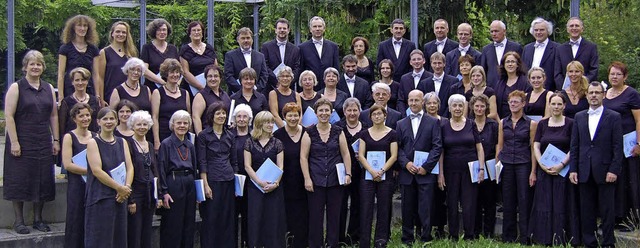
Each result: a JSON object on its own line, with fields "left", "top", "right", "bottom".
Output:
{"left": 501, "top": 162, "right": 532, "bottom": 244}
{"left": 360, "top": 178, "right": 393, "bottom": 248}
{"left": 579, "top": 175, "right": 616, "bottom": 248}
{"left": 339, "top": 176, "right": 360, "bottom": 245}
{"left": 401, "top": 180, "right": 435, "bottom": 243}
{"left": 475, "top": 179, "right": 497, "bottom": 237}
{"left": 445, "top": 169, "right": 478, "bottom": 240}
{"left": 308, "top": 185, "right": 344, "bottom": 248}
{"left": 160, "top": 174, "right": 196, "bottom": 248}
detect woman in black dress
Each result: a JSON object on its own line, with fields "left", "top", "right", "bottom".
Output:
{"left": 158, "top": 110, "right": 197, "bottom": 248}
{"left": 318, "top": 67, "right": 349, "bottom": 118}
{"left": 244, "top": 111, "right": 286, "bottom": 248}
{"left": 524, "top": 67, "right": 553, "bottom": 119}
{"left": 96, "top": 21, "right": 137, "bottom": 104}
{"left": 152, "top": 58, "right": 191, "bottom": 150}
{"left": 85, "top": 107, "right": 134, "bottom": 247}
{"left": 438, "top": 94, "right": 485, "bottom": 240}
{"left": 61, "top": 103, "right": 94, "bottom": 247}
{"left": 114, "top": 100, "right": 138, "bottom": 145}
{"left": 3, "top": 50, "right": 59, "bottom": 234}
{"left": 496, "top": 90, "right": 538, "bottom": 244}
{"left": 126, "top": 110, "right": 159, "bottom": 248}
{"left": 357, "top": 104, "right": 396, "bottom": 247}
{"left": 494, "top": 51, "right": 532, "bottom": 118}
{"left": 299, "top": 70, "right": 322, "bottom": 114}
{"left": 336, "top": 98, "right": 367, "bottom": 245}
{"left": 109, "top": 57, "right": 152, "bottom": 115}
{"left": 467, "top": 66, "right": 498, "bottom": 121}
{"left": 179, "top": 21, "right": 218, "bottom": 98}
{"left": 58, "top": 67, "right": 100, "bottom": 141}
{"left": 375, "top": 59, "right": 401, "bottom": 111}
{"left": 424, "top": 92, "right": 448, "bottom": 237}
{"left": 301, "top": 98, "right": 353, "bottom": 247}
{"left": 273, "top": 102, "right": 308, "bottom": 247}
{"left": 529, "top": 93, "right": 573, "bottom": 246}
{"left": 231, "top": 103, "right": 253, "bottom": 247}
{"left": 470, "top": 94, "right": 499, "bottom": 238}
{"left": 603, "top": 61, "right": 640, "bottom": 230}
{"left": 269, "top": 66, "right": 302, "bottom": 128}
{"left": 193, "top": 64, "right": 231, "bottom": 134}
{"left": 230, "top": 67, "right": 269, "bottom": 117}
{"left": 57, "top": 15, "right": 99, "bottom": 100}
{"left": 351, "top": 37, "right": 375, "bottom": 83}
{"left": 141, "top": 18, "right": 179, "bottom": 89}
{"left": 560, "top": 61, "right": 589, "bottom": 119}
{"left": 197, "top": 102, "right": 238, "bottom": 247}
{"left": 449, "top": 55, "right": 475, "bottom": 97}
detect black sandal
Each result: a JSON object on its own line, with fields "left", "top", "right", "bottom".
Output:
{"left": 14, "top": 223, "right": 30, "bottom": 234}
{"left": 32, "top": 221, "right": 50, "bottom": 232}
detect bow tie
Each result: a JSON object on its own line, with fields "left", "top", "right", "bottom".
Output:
{"left": 313, "top": 40, "right": 323, "bottom": 45}
{"left": 569, "top": 40, "right": 580, "bottom": 46}
{"left": 432, "top": 77, "right": 442, "bottom": 82}
{"left": 458, "top": 47, "right": 468, "bottom": 52}
{"left": 534, "top": 42, "right": 545, "bottom": 48}
{"left": 346, "top": 78, "right": 355, "bottom": 84}
{"left": 242, "top": 49, "right": 251, "bottom": 55}
{"left": 277, "top": 41, "right": 287, "bottom": 46}
{"left": 435, "top": 40, "right": 445, "bottom": 46}
{"left": 587, "top": 108, "right": 602, "bottom": 116}
{"left": 410, "top": 113, "right": 422, "bottom": 119}
{"left": 412, "top": 73, "right": 421, "bottom": 78}
{"left": 494, "top": 42, "right": 504, "bottom": 47}
{"left": 393, "top": 40, "right": 402, "bottom": 46}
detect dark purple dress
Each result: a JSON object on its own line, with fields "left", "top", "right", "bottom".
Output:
{"left": 274, "top": 89, "right": 297, "bottom": 119}
{"left": 301, "top": 93, "right": 322, "bottom": 113}
{"left": 64, "top": 131, "right": 95, "bottom": 248}
{"left": 3, "top": 78, "right": 55, "bottom": 202}
{"left": 494, "top": 76, "right": 533, "bottom": 118}
{"left": 529, "top": 118, "right": 574, "bottom": 246}
{"left": 156, "top": 87, "right": 189, "bottom": 143}
{"left": 58, "top": 94, "right": 100, "bottom": 139}
{"left": 464, "top": 86, "right": 496, "bottom": 102}
{"left": 115, "top": 84, "right": 152, "bottom": 114}
{"left": 127, "top": 140, "right": 158, "bottom": 248}
{"left": 560, "top": 91, "right": 588, "bottom": 119}
{"left": 356, "top": 57, "right": 375, "bottom": 83}
{"left": 179, "top": 43, "right": 217, "bottom": 99}
{"left": 59, "top": 43, "right": 99, "bottom": 96}
{"left": 525, "top": 90, "right": 549, "bottom": 117}
{"left": 103, "top": 47, "right": 128, "bottom": 100}
{"left": 232, "top": 128, "right": 251, "bottom": 246}
{"left": 140, "top": 43, "right": 179, "bottom": 89}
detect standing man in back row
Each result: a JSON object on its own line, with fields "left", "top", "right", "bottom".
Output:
{"left": 480, "top": 20, "right": 522, "bottom": 88}
{"left": 376, "top": 19, "right": 417, "bottom": 83}
{"left": 423, "top": 19, "right": 458, "bottom": 72}
{"left": 224, "top": 27, "right": 270, "bottom": 95}
{"left": 554, "top": 17, "right": 599, "bottom": 91}
{"left": 445, "top": 23, "right": 481, "bottom": 79}
{"left": 261, "top": 18, "right": 301, "bottom": 91}
{"left": 299, "top": 16, "right": 340, "bottom": 91}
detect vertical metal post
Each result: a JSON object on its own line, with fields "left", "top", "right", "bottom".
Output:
{"left": 570, "top": 0, "right": 580, "bottom": 17}
{"left": 7, "top": 0, "right": 15, "bottom": 85}
{"left": 253, "top": 4, "right": 259, "bottom": 50}
{"left": 410, "top": 0, "right": 418, "bottom": 48}
{"left": 294, "top": 8, "right": 301, "bottom": 45}
{"left": 207, "top": 0, "right": 215, "bottom": 47}
{"left": 140, "top": 0, "right": 146, "bottom": 50}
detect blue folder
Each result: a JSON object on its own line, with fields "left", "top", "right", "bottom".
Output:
{"left": 623, "top": 131, "right": 637, "bottom": 158}
{"left": 109, "top": 162, "right": 126, "bottom": 186}
{"left": 71, "top": 149, "right": 88, "bottom": 182}
{"left": 365, "top": 151, "right": 386, "bottom": 180}
{"left": 195, "top": 179, "right": 205, "bottom": 202}
{"left": 467, "top": 160, "right": 488, "bottom": 183}
{"left": 234, "top": 174, "right": 246, "bottom": 197}
{"left": 189, "top": 73, "right": 207, "bottom": 96}
{"left": 329, "top": 110, "right": 340, "bottom": 124}
{"left": 251, "top": 158, "right": 283, "bottom": 193}
{"left": 539, "top": 144, "right": 570, "bottom": 177}
{"left": 485, "top": 159, "right": 497, "bottom": 181}
{"left": 413, "top": 151, "right": 439, "bottom": 174}
{"left": 301, "top": 107, "right": 318, "bottom": 126}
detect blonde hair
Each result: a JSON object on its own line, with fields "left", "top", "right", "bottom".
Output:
{"left": 22, "top": 50, "right": 46, "bottom": 72}
{"left": 470, "top": 65, "right": 487, "bottom": 88}
{"left": 251, "top": 111, "right": 275, "bottom": 139}
{"left": 567, "top": 61, "right": 589, "bottom": 98}
{"left": 108, "top": 21, "right": 138, "bottom": 58}
{"left": 61, "top": 15, "right": 99, "bottom": 45}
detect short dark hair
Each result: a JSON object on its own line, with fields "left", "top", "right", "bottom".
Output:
{"left": 378, "top": 59, "right": 394, "bottom": 74}
{"left": 186, "top": 21, "right": 204, "bottom": 36}
{"left": 391, "top": 19, "right": 405, "bottom": 27}
{"left": 342, "top": 54, "right": 358, "bottom": 65}
{"left": 146, "top": 18, "right": 172, "bottom": 39}
{"left": 275, "top": 18, "right": 289, "bottom": 28}
{"left": 70, "top": 102, "right": 93, "bottom": 119}
{"left": 368, "top": 104, "right": 387, "bottom": 119}
{"left": 458, "top": 54, "right": 476, "bottom": 66}
{"left": 205, "top": 101, "right": 228, "bottom": 127}
{"left": 203, "top": 64, "right": 223, "bottom": 79}
{"left": 115, "top": 99, "right": 139, "bottom": 113}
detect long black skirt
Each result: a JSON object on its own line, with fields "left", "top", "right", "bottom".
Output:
{"left": 200, "top": 180, "right": 236, "bottom": 247}
{"left": 247, "top": 183, "right": 286, "bottom": 248}
{"left": 85, "top": 197, "right": 127, "bottom": 247}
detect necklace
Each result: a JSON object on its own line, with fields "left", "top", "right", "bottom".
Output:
{"left": 302, "top": 91, "right": 315, "bottom": 99}
{"left": 287, "top": 126, "right": 300, "bottom": 137}
{"left": 73, "top": 93, "right": 88, "bottom": 102}
{"left": 124, "top": 81, "right": 139, "bottom": 91}
{"left": 176, "top": 145, "right": 189, "bottom": 161}
{"left": 318, "top": 126, "right": 331, "bottom": 135}
{"left": 567, "top": 89, "right": 579, "bottom": 101}
{"left": 451, "top": 118, "right": 465, "bottom": 128}
{"left": 346, "top": 121, "right": 360, "bottom": 129}
{"left": 134, "top": 139, "right": 152, "bottom": 167}
{"left": 99, "top": 134, "right": 116, "bottom": 145}
{"left": 609, "top": 87, "right": 625, "bottom": 98}
{"left": 72, "top": 41, "right": 87, "bottom": 51}
{"left": 164, "top": 84, "right": 178, "bottom": 94}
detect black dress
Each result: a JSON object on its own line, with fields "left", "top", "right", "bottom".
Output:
{"left": 529, "top": 118, "right": 574, "bottom": 245}
{"left": 244, "top": 137, "right": 286, "bottom": 248}
{"left": 525, "top": 90, "right": 549, "bottom": 117}
{"left": 274, "top": 126, "right": 308, "bottom": 248}
{"left": 198, "top": 87, "right": 232, "bottom": 112}
{"left": 103, "top": 47, "right": 129, "bottom": 100}
{"left": 59, "top": 43, "right": 99, "bottom": 96}
{"left": 274, "top": 89, "right": 297, "bottom": 119}
{"left": 494, "top": 76, "right": 532, "bottom": 118}
{"left": 115, "top": 84, "right": 152, "bottom": 114}
{"left": 230, "top": 90, "right": 269, "bottom": 118}
{"left": 127, "top": 139, "right": 158, "bottom": 248}
{"left": 232, "top": 128, "right": 251, "bottom": 247}
{"left": 156, "top": 87, "right": 189, "bottom": 142}
{"left": 464, "top": 86, "right": 496, "bottom": 102}
{"left": 84, "top": 136, "right": 127, "bottom": 248}
{"left": 179, "top": 43, "right": 217, "bottom": 99}
{"left": 140, "top": 43, "right": 179, "bottom": 90}
{"left": 3, "top": 78, "right": 55, "bottom": 202}
{"left": 560, "top": 91, "right": 588, "bottom": 119}
{"left": 356, "top": 57, "right": 375, "bottom": 83}
{"left": 474, "top": 118, "right": 499, "bottom": 238}
{"left": 318, "top": 88, "right": 349, "bottom": 118}
{"left": 301, "top": 93, "right": 322, "bottom": 113}
{"left": 58, "top": 95, "right": 100, "bottom": 139}
{"left": 64, "top": 131, "right": 95, "bottom": 248}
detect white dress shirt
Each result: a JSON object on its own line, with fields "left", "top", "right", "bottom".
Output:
{"left": 344, "top": 74, "right": 356, "bottom": 96}
{"left": 242, "top": 49, "right": 252, "bottom": 67}
{"left": 410, "top": 110, "right": 424, "bottom": 138}
{"left": 588, "top": 105, "right": 604, "bottom": 140}
{"left": 532, "top": 38, "right": 548, "bottom": 67}
{"left": 433, "top": 73, "right": 444, "bottom": 95}
{"left": 313, "top": 38, "right": 323, "bottom": 58}
{"left": 393, "top": 38, "right": 402, "bottom": 59}
{"left": 412, "top": 69, "right": 424, "bottom": 88}
{"left": 570, "top": 37, "right": 582, "bottom": 58}
{"left": 458, "top": 45, "right": 470, "bottom": 57}
{"left": 436, "top": 38, "right": 448, "bottom": 53}
{"left": 495, "top": 39, "right": 507, "bottom": 65}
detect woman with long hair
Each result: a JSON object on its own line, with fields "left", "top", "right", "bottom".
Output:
{"left": 95, "top": 21, "right": 138, "bottom": 105}
{"left": 494, "top": 51, "right": 532, "bottom": 118}
{"left": 140, "top": 18, "right": 179, "bottom": 89}
{"left": 57, "top": 15, "right": 99, "bottom": 100}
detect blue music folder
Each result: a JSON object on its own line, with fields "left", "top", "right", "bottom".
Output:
{"left": 301, "top": 107, "right": 318, "bottom": 126}
{"left": 467, "top": 160, "right": 488, "bottom": 183}
{"left": 413, "top": 151, "right": 439, "bottom": 174}
{"left": 234, "top": 174, "right": 246, "bottom": 197}
{"left": 623, "top": 131, "right": 637, "bottom": 158}
{"left": 189, "top": 73, "right": 207, "bottom": 96}
{"left": 251, "top": 158, "right": 283, "bottom": 193}
{"left": 71, "top": 149, "right": 88, "bottom": 182}
{"left": 329, "top": 110, "right": 341, "bottom": 124}
{"left": 485, "top": 159, "right": 497, "bottom": 181}
{"left": 195, "top": 179, "right": 206, "bottom": 202}
{"left": 540, "top": 144, "right": 570, "bottom": 177}
{"left": 365, "top": 151, "right": 386, "bottom": 181}
{"left": 336, "top": 163, "right": 347, "bottom": 185}
{"left": 351, "top": 139, "right": 360, "bottom": 153}
{"left": 109, "top": 162, "right": 126, "bottom": 186}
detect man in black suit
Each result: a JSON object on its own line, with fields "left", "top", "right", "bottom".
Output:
{"left": 423, "top": 19, "right": 458, "bottom": 72}
{"left": 522, "top": 18, "right": 558, "bottom": 91}
{"left": 554, "top": 17, "right": 599, "bottom": 90}
{"left": 260, "top": 18, "right": 301, "bottom": 91}
{"left": 445, "top": 23, "right": 481, "bottom": 79}
{"left": 376, "top": 19, "right": 417, "bottom": 82}
{"left": 224, "top": 27, "right": 270, "bottom": 94}
{"left": 359, "top": 82, "right": 402, "bottom": 129}
{"left": 337, "top": 55, "right": 373, "bottom": 109}
{"left": 480, "top": 20, "right": 522, "bottom": 88}
{"left": 397, "top": 50, "right": 433, "bottom": 113}
{"left": 569, "top": 82, "right": 622, "bottom": 248}
{"left": 418, "top": 52, "right": 457, "bottom": 116}
{"left": 396, "top": 89, "right": 442, "bottom": 243}
{"left": 299, "top": 16, "right": 341, "bottom": 91}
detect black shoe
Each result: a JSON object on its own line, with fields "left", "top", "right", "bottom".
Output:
{"left": 32, "top": 221, "right": 50, "bottom": 232}
{"left": 14, "top": 223, "right": 30, "bottom": 234}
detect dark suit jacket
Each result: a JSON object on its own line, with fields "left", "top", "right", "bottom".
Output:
{"left": 444, "top": 47, "right": 482, "bottom": 77}
{"left": 397, "top": 70, "right": 433, "bottom": 112}
{"left": 260, "top": 39, "right": 301, "bottom": 90}
{"left": 337, "top": 75, "right": 373, "bottom": 109}
{"left": 570, "top": 108, "right": 623, "bottom": 184}
{"left": 396, "top": 114, "right": 442, "bottom": 184}
{"left": 480, "top": 40, "right": 523, "bottom": 88}
{"left": 423, "top": 38, "right": 459, "bottom": 72}
{"left": 223, "top": 48, "right": 270, "bottom": 94}
{"left": 554, "top": 38, "right": 599, "bottom": 90}
{"left": 298, "top": 39, "right": 340, "bottom": 91}
{"left": 522, "top": 40, "right": 558, "bottom": 91}
{"left": 417, "top": 74, "right": 458, "bottom": 116}
{"left": 376, "top": 38, "right": 417, "bottom": 82}
{"left": 359, "top": 106, "right": 402, "bottom": 129}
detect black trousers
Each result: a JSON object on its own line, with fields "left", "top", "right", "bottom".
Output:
{"left": 445, "top": 169, "right": 478, "bottom": 239}
{"left": 359, "top": 178, "right": 393, "bottom": 248}
{"left": 308, "top": 185, "right": 344, "bottom": 248}
{"left": 285, "top": 197, "right": 309, "bottom": 248}
{"left": 579, "top": 176, "right": 616, "bottom": 247}
{"left": 200, "top": 180, "right": 236, "bottom": 248}
{"left": 127, "top": 193, "right": 155, "bottom": 248}
{"left": 475, "top": 179, "right": 497, "bottom": 238}
{"left": 160, "top": 174, "right": 196, "bottom": 248}
{"left": 339, "top": 177, "right": 360, "bottom": 245}
{"left": 501, "top": 162, "right": 532, "bottom": 244}
{"left": 401, "top": 180, "right": 435, "bottom": 243}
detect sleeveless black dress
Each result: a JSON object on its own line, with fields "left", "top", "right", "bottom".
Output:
{"left": 275, "top": 89, "right": 297, "bottom": 119}
{"left": 64, "top": 131, "right": 95, "bottom": 248}
{"left": 103, "top": 47, "right": 128, "bottom": 100}
{"left": 157, "top": 87, "right": 188, "bottom": 142}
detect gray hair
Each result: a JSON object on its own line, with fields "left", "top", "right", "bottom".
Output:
{"left": 342, "top": 97, "right": 362, "bottom": 113}
{"left": 491, "top": 20, "right": 506, "bottom": 30}
{"left": 371, "top": 82, "right": 390, "bottom": 93}
{"left": 298, "top": 70, "right": 318, "bottom": 87}
{"left": 323, "top": 67, "right": 339, "bottom": 80}
{"left": 168, "top": 110, "right": 191, "bottom": 131}
{"left": 127, "top": 110, "right": 154, "bottom": 129}
{"left": 447, "top": 94, "right": 466, "bottom": 107}
{"left": 308, "top": 16, "right": 325, "bottom": 28}
{"left": 276, "top": 66, "right": 293, "bottom": 78}
{"left": 121, "top": 57, "right": 147, "bottom": 74}
{"left": 424, "top": 91, "right": 441, "bottom": 105}
{"left": 529, "top": 17, "right": 553, "bottom": 36}
{"left": 232, "top": 103, "right": 253, "bottom": 124}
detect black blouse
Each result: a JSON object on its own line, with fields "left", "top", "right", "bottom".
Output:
{"left": 230, "top": 90, "right": 269, "bottom": 117}
{"left": 306, "top": 125, "right": 345, "bottom": 187}
{"left": 158, "top": 133, "right": 198, "bottom": 195}
{"left": 196, "top": 127, "right": 237, "bottom": 182}
{"left": 499, "top": 116, "right": 532, "bottom": 164}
